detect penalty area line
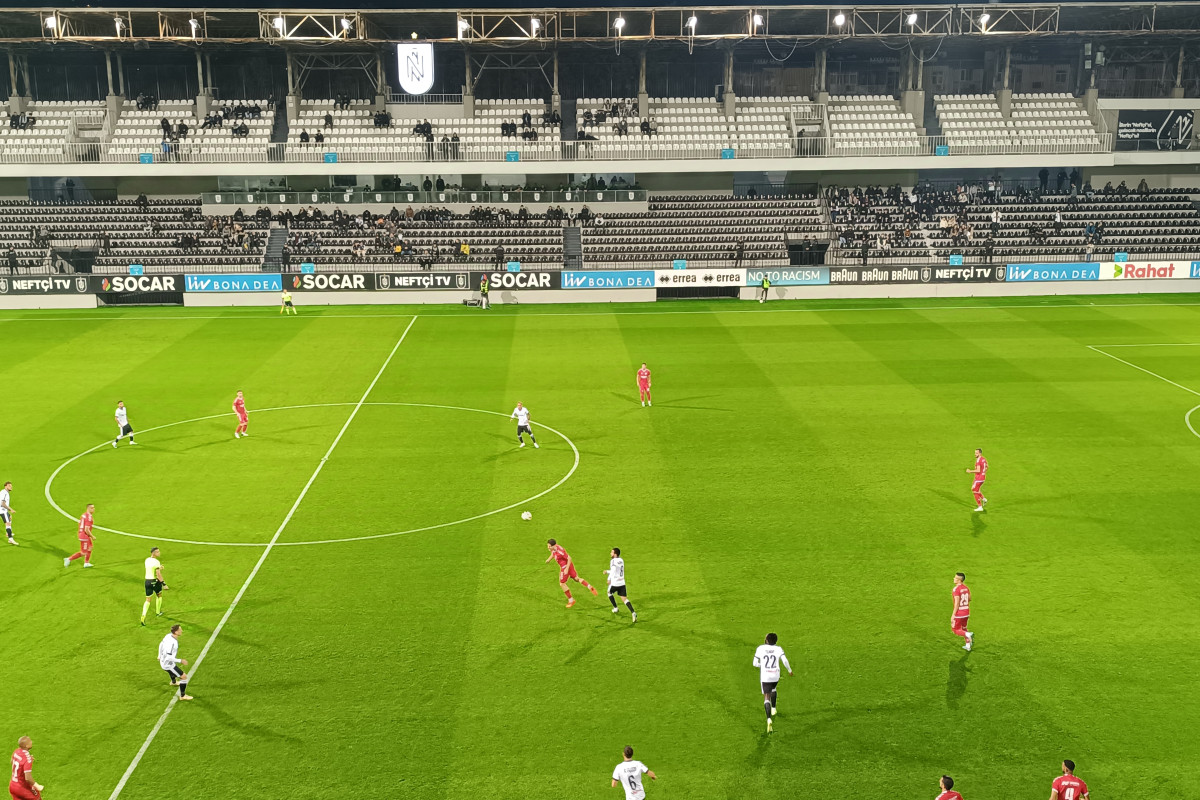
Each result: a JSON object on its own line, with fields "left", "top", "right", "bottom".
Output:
{"left": 106, "top": 315, "right": 417, "bottom": 800}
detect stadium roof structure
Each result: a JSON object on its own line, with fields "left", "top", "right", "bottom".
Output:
{"left": 2, "top": 3, "right": 1200, "bottom": 47}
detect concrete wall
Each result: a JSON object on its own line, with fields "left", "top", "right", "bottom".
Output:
{"left": 182, "top": 288, "right": 656, "bottom": 307}
{"left": 0, "top": 295, "right": 97, "bottom": 310}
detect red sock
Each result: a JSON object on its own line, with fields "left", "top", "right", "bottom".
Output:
{"left": 564, "top": 589, "right": 573, "bottom": 600}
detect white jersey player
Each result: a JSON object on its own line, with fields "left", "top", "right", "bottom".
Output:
{"left": 611, "top": 745, "right": 656, "bottom": 800}
{"left": 1, "top": 480, "right": 15, "bottom": 544}
{"left": 510, "top": 402, "right": 538, "bottom": 449}
{"left": 605, "top": 547, "right": 637, "bottom": 622}
{"left": 113, "top": 400, "right": 136, "bottom": 447}
{"left": 753, "top": 632, "right": 793, "bottom": 733}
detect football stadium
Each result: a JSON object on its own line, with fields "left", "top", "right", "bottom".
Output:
{"left": 2, "top": 2, "right": 1199, "bottom": 799}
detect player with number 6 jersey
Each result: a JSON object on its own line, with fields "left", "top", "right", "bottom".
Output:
{"left": 611, "top": 745, "right": 656, "bottom": 800}
{"left": 605, "top": 547, "right": 637, "bottom": 622}
{"left": 752, "top": 632, "right": 793, "bottom": 733}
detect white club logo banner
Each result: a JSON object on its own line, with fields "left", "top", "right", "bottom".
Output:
{"left": 397, "top": 43, "right": 434, "bottom": 95}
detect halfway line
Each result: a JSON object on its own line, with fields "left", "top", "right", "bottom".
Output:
{"left": 106, "top": 314, "right": 417, "bottom": 800}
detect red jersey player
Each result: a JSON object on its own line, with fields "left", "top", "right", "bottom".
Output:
{"left": 951, "top": 572, "right": 974, "bottom": 651}
{"left": 9, "top": 736, "right": 44, "bottom": 800}
{"left": 935, "top": 775, "right": 963, "bottom": 800}
{"left": 1050, "top": 760, "right": 1089, "bottom": 800}
{"left": 64, "top": 503, "right": 95, "bottom": 569}
{"left": 636, "top": 363, "right": 652, "bottom": 407}
{"left": 544, "top": 538, "right": 598, "bottom": 608}
{"left": 965, "top": 448, "right": 988, "bottom": 511}
{"left": 233, "top": 391, "right": 249, "bottom": 438}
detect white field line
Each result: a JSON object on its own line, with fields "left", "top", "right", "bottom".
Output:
{"left": 1086, "top": 345, "right": 1200, "bottom": 399}
{"left": 1086, "top": 342, "right": 1200, "bottom": 348}
{"left": 1, "top": 299, "right": 1200, "bottom": 323}
{"left": 106, "top": 315, "right": 417, "bottom": 800}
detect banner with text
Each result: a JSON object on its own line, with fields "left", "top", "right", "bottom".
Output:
{"left": 1115, "top": 109, "right": 1194, "bottom": 151}
{"left": 829, "top": 265, "right": 1001, "bottom": 285}
{"left": 185, "top": 274, "right": 283, "bottom": 293}
{"left": 1098, "top": 261, "right": 1194, "bottom": 280}
{"left": 561, "top": 271, "right": 656, "bottom": 289}
{"left": 93, "top": 275, "right": 185, "bottom": 294}
{"left": 471, "top": 271, "right": 561, "bottom": 291}
{"left": 0, "top": 275, "right": 91, "bottom": 295}
{"left": 654, "top": 267, "right": 746, "bottom": 288}
{"left": 376, "top": 272, "right": 469, "bottom": 291}
{"left": 1001, "top": 263, "right": 1100, "bottom": 282}
{"left": 747, "top": 268, "right": 830, "bottom": 286}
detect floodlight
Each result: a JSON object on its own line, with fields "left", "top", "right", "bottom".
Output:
{"left": 43, "top": 16, "right": 56, "bottom": 30}
{"left": 907, "top": 12, "right": 918, "bottom": 25}
{"left": 272, "top": 16, "right": 284, "bottom": 32}
{"left": 686, "top": 16, "right": 697, "bottom": 30}
{"left": 752, "top": 13, "right": 764, "bottom": 27}
{"left": 979, "top": 13, "right": 990, "bottom": 24}
{"left": 114, "top": 16, "right": 124, "bottom": 33}
{"left": 614, "top": 17, "right": 626, "bottom": 31}
{"left": 531, "top": 17, "right": 541, "bottom": 36}
{"left": 833, "top": 12, "right": 846, "bottom": 26}
{"left": 340, "top": 18, "right": 351, "bottom": 31}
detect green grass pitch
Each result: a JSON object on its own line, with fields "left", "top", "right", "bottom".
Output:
{"left": 2, "top": 295, "right": 1199, "bottom": 800}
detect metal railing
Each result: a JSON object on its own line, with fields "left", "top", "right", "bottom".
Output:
{"left": 387, "top": 93, "right": 464, "bottom": 105}
{"left": 202, "top": 188, "right": 649, "bottom": 206}
{"left": 0, "top": 132, "right": 1122, "bottom": 166}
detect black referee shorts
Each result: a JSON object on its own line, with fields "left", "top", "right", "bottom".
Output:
{"left": 145, "top": 579, "right": 164, "bottom": 597}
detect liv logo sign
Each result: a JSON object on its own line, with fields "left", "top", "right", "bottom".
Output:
{"left": 397, "top": 42, "right": 434, "bottom": 95}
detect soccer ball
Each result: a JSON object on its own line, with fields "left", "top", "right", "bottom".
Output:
{"left": 521, "top": 511, "right": 532, "bottom": 521}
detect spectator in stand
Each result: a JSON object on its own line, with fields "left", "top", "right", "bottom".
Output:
{"left": 161, "top": 117, "right": 172, "bottom": 136}
{"left": 299, "top": 129, "right": 310, "bottom": 144}
{"left": 7, "top": 247, "right": 18, "bottom": 274}
{"left": 1039, "top": 168, "right": 1050, "bottom": 192}
{"left": 422, "top": 177, "right": 433, "bottom": 192}
{"left": 522, "top": 109, "right": 532, "bottom": 129}
{"left": 314, "top": 131, "right": 324, "bottom": 145}
{"left": 324, "top": 112, "right": 334, "bottom": 129}
{"left": 1056, "top": 169, "right": 1068, "bottom": 192}
{"left": 1138, "top": 178, "right": 1150, "bottom": 194}
{"left": 451, "top": 132, "right": 461, "bottom": 159}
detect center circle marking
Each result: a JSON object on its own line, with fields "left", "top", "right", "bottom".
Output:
{"left": 44, "top": 402, "right": 579, "bottom": 548}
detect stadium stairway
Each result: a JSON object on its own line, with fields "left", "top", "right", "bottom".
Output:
{"left": 271, "top": 109, "right": 289, "bottom": 144}
{"left": 563, "top": 225, "right": 582, "bottom": 269}
{"left": 560, "top": 96, "right": 578, "bottom": 142}
{"left": 262, "top": 226, "right": 288, "bottom": 270}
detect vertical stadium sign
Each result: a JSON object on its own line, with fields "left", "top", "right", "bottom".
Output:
{"left": 397, "top": 42, "right": 435, "bottom": 95}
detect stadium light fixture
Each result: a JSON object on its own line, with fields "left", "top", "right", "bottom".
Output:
{"left": 272, "top": 16, "right": 284, "bottom": 34}
{"left": 686, "top": 16, "right": 697, "bottom": 30}
{"left": 188, "top": 17, "right": 199, "bottom": 37}
{"left": 340, "top": 17, "right": 351, "bottom": 31}
{"left": 614, "top": 17, "right": 625, "bottom": 32}
{"left": 752, "top": 13, "right": 764, "bottom": 27}
{"left": 906, "top": 12, "right": 918, "bottom": 26}
{"left": 531, "top": 17, "right": 541, "bottom": 37}
{"left": 833, "top": 12, "right": 846, "bottom": 27}
{"left": 979, "top": 12, "right": 991, "bottom": 25}
{"left": 114, "top": 16, "right": 124, "bottom": 35}
{"left": 457, "top": 17, "right": 469, "bottom": 39}
{"left": 43, "top": 16, "right": 55, "bottom": 30}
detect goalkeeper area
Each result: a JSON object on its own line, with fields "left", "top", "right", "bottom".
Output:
{"left": 1, "top": 296, "right": 1198, "bottom": 800}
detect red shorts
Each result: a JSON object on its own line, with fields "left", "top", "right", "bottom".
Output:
{"left": 558, "top": 565, "right": 577, "bottom": 584}
{"left": 10, "top": 782, "right": 40, "bottom": 800}
{"left": 971, "top": 479, "right": 985, "bottom": 490}
{"left": 237, "top": 414, "right": 248, "bottom": 425}
{"left": 952, "top": 616, "right": 969, "bottom": 633}
{"left": 78, "top": 535, "right": 93, "bottom": 549}
{"left": 638, "top": 382, "right": 650, "bottom": 391}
